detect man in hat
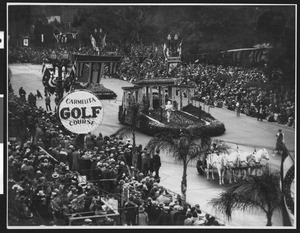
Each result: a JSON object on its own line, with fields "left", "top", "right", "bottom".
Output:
{"left": 138, "top": 205, "right": 149, "bottom": 225}
{"left": 275, "top": 129, "right": 285, "bottom": 154}
{"left": 157, "top": 204, "right": 172, "bottom": 225}
{"left": 72, "top": 148, "right": 81, "bottom": 172}
{"left": 183, "top": 212, "right": 193, "bottom": 225}
{"left": 123, "top": 195, "right": 137, "bottom": 226}
{"left": 152, "top": 149, "right": 161, "bottom": 178}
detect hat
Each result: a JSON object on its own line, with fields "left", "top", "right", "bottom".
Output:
{"left": 163, "top": 206, "right": 170, "bottom": 211}
{"left": 169, "top": 202, "right": 175, "bottom": 207}
{"left": 19, "top": 195, "right": 26, "bottom": 201}
{"left": 158, "top": 202, "right": 164, "bottom": 207}
{"left": 139, "top": 206, "right": 145, "bottom": 212}
{"left": 37, "top": 190, "right": 45, "bottom": 196}
{"left": 52, "top": 172, "right": 59, "bottom": 179}
{"left": 198, "top": 212, "right": 206, "bottom": 218}
{"left": 54, "top": 188, "right": 60, "bottom": 193}
{"left": 173, "top": 204, "right": 181, "bottom": 210}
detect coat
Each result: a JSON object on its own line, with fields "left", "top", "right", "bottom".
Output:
{"left": 72, "top": 150, "right": 81, "bottom": 171}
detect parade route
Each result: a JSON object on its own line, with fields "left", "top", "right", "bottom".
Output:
{"left": 9, "top": 64, "right": 296, "bottom": 227}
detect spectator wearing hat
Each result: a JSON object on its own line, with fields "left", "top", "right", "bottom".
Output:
{"left": 183, "top": 212, "right": 193, "bottom": 225}
{"left": 152, "top": 149, "right": 161, "bottom": 178}
{"left": 72, "top": 148, "right": 81, "bottom": 172}
{"left": 84, "top": 132, "right": 92, "bottom": 150}
{"left": 123, "top": 195, "right": 137, "bottom": 226}
{"left": 173, "top": 206, "right": 186, "bottom": 225}
{"left": 138, "top": 205, "right": 149, "bottom": 225}
{"left": 124, "top": 148, "right": 132, "bottom": 167}
{"left": 275, "top": 129, "right": 285, "bottom": 154}
{"left": 83, "top": 218, "right": 93, "bottom": 226}
{"left": 141, "top": 152, "right": 151, "bottom": 176}
{"left": 19, "top": 86, "right": 26, "bottom": 100}
{"left": 157, "top": 205, "right": 172, "bottom": 225}
{"left": 45, "top": 94, "right": 52, "bottom": 112}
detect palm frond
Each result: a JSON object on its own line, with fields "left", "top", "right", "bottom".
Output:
{"left": 146, "top": 134, "right": 179, "bottom": 155}
{"left": 112, "top": 127, "right": 134, "bottom": 139}
{"left": 208, "top": 172, "right": 282, "bottom": 222}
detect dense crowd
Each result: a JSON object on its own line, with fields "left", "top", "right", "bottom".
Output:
{"left": 8, "top": 92, "right": 223, "bottom": 226}
{"left": 8, "top": 43, "right": 295, "bottom": 126}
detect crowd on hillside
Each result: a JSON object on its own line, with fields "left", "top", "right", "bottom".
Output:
{"left": 8, "top": 92, "right": 223, "bottom": 226}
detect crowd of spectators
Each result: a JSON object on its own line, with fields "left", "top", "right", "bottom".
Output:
{"left": 8, "top": 92, "right": 223, "bottom": 226}
{"left": 8, "top": 42, "right": 295, "bottom": 126}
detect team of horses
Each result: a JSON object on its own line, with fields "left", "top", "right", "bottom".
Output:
{"left": 205, "top": 148, "right": 270, "bottom": 185}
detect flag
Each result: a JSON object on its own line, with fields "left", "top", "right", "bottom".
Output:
{"left": 280, "top": 145, "right": 295, "bottom": 226}
{"left": 177, "top": 39, "right": 183, "bottom": 56}
{"left": 163, "top": 43, "right": 168, "bottom": 61}
{"left": 42, "top": 63, "right": 46, "bottom": 75}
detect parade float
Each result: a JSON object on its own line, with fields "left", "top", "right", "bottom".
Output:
{"left": 42, "top": 51, "right": 120, "bottom": 100}
{"left": 118, "top": 78, "right": 226, "bottom": 138}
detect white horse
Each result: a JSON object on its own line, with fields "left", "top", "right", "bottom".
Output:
{"left": 247, "top": 148, "right": 270, "bottom": 176}
{"left": 223, "top": 152, "right": 239, "bottom": 184}
{"left": 236, "top": 151, "right": 252, "bottom": 179}
{"left": 206, "top": 153, "right": 226, "bottom": 185}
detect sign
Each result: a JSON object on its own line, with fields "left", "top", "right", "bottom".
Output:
{"left": 58, "top": 90, "right": 104, "bottom": 134}
{"left": 22, "top": 37, "right": 29, "bottom": 47}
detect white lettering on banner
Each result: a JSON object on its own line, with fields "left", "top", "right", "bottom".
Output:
{"left": 58, "top": 90, "right": 104, "bottom": 134}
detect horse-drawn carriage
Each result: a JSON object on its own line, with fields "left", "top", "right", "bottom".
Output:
{"left": 197, "top": 148, "right": 270, "bottom": 185}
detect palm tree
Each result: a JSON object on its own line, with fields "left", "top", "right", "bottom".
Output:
{"left": 112, "top": 102, "right": 140, "bottom": 167}
{"left": 208, "top": 171, "right": 282, "bottom": 226}
{"left": 146, "top": 129, "right": 211, "bottom": 204}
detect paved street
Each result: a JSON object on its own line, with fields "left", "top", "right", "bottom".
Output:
{"left": 9, "top": 64, "right": 296, "bottom": 227}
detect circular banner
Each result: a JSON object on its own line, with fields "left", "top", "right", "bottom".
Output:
{"left": 58, "top": 90, "right": 103, "bottom": 134}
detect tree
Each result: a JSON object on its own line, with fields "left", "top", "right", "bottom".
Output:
{"left": 112, "top": 102, "right": 140, "bottom": 167}
{"left": 146, "top": 129, "right": 211, "bottom": 204}
{"left": 208, "top": 172, "right": 282, "bottom": 226}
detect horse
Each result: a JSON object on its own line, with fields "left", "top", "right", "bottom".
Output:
{"left": 222, "top": 151, "right": 239, "bottom": 184}
{"left": 206, "top": 153, "right": 226, "bottom": 185}
{"left": 247, "top": 148, "right": 270, "bottom": 176}
{"left": 236, "top": 150, "right": 253, "bottom": 180}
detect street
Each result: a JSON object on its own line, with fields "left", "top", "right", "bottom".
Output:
{"left": 9, "top": 63, "right": 295, "bottom": 227}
